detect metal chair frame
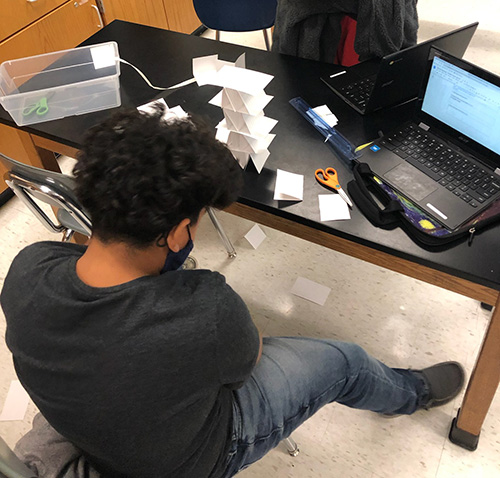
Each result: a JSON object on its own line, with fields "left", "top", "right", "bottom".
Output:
{"left": 0, "top": 435, "right": 36, "bottom": 478}
{"left": 215, "top": 28, "right": 272, "bottom": 51}
{"left": 1, "top": 154, "right": 236, "bottom": 256}
{"left": 5, "top": 173, "right": 92, "bottom": 242}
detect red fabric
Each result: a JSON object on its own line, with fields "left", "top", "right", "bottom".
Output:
{"left": 335, "top": 16, "right": 360, "bottom": 66}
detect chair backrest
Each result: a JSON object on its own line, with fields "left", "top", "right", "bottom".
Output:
{"left": 193, "top": 0, "right": 277, "bottom": 32}
{"left": 0, "top": 153, "right": 92, "bottom": 238}
{"left": 0, "top": 436, "right": 36, "bottom": 478}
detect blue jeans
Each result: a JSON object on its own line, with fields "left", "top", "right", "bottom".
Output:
{"left": 222, "top": 337, "right": 428, "bottom": 477}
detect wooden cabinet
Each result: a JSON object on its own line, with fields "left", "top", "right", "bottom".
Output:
{"left": 0, "top": 0, "right": 104, "bottom": 196}
{"left": 99, "top": 0, "right": 169, "bottom": 30}
{"left": 0, "top": 0, "right": 66, "bottom": 40}
{"left": 164, "top": 0, "right": 200, "bottom": 33}
{"left": 99, "top": 0, "right": 200, "bottom": 34}
{"left": 0, "top": 0, "right": 104, "bottom": 63}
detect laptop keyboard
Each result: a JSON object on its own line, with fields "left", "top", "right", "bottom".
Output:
{"left": 379, "top": 124, "right": 500, "bottom": 208}
{"left": 339, "top": 76, "right": 376, "bottom": 112}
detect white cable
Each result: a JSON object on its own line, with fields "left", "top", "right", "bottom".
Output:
{"left": 119, "top": 59, "right": 196, "bottom": 91}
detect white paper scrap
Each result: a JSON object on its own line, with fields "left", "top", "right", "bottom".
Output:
{"left": 137, "top": 99, "right": 188, "bottom": 122}
{"left": 319, "top": 194, "right": 351, "bottom": 221}
{"left": 244, "top": 224, "right": 267, "bottom": 249}
{"left": 0, "top": 380, "right": 30, "bottom": 421}
{"left": 90, "top": 43, "right": 116, "bottom": 70}
{"left": 291, "top": 277, "right": 331, "bottom": 306}
{"left": 313, "top": 105, "right": 338, "bottom": 127}
{"left": 274, "top": 169, "right": 304, "bottom": 201}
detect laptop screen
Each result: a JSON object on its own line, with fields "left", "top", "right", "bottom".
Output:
{"left": 421, "top": 55, "right": 500, "bottom": 156}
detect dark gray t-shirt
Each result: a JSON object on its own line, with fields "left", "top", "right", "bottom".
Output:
{"left": 1, "top": 242, "right": 259, "bottom": 478}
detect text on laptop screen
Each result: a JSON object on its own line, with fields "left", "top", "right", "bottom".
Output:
{"left": 422, "top": 56, "right": 500, "bottom": 156}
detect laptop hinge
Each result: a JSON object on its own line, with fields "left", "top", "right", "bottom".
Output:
{"left": 419, "top": 122, "right": 430, "bottom": 131}
{"left": 495, "top": 168, "right": 500, "bottom": 176}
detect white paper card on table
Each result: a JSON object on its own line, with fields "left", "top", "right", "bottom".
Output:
{"left": 235, "top": 53, "right": 246, "bottom": 69}
{"left": 312, "top": 105, "right": 338, "bottom": 127}
{"left": 232, "top": 150, "right": 250, "bottom": 169}
{"left": 291, "top": 277, "right": 331, "bottom": 306}
{"left": 273, "top": 169, "right": 304, "bottom": 201}
{"left": 169, "top": 105, "right": 188, "bottom": 119}
{"left": 250, "top": 150, "right": 270, "bottom": 173}
{"left": 0, "top": 380, "right": 30, "bottom": 421}
{"left": 227, "top": 132, "right": 255, "bottom": 153}
{"left": 244, "top": 224, "right": 267, "bottom": 249}
{"left": 215, "top": 125, "right": 230, "bottom": 144}
{"left": 137, "top": 99, "right": 188, "bottom": 123}
{"left": 90, "top": 43, "right": 116, "bottom": 70}
{"left": 216, "top": 65, "right": 274, "bottom": 95}
{"left": 208, "top": 90, "right": 223, "bottom": 108}
{"left": 137, "top": 98, "right": 168, "bottom": 115}
{"left": 210, "top": 90, "right": 273, "bottom": 116}
{"left": 222, "top": 89, "right": 248, "bottom": 113}
{"left": 318, "top": 194, "right": 351, "bottom": 221}
{"left": 224, "top": 110, "right": 277, "bottom": 137}
{"left": 192, "top": 55, "right": 231, "bottom": 86}
{"left": 227, "top": 90, "right": 273, "bottom": 116}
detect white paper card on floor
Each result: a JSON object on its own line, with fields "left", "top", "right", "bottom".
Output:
{"left": 318, "top": 194, "right": 351, "bottom": 221}
{"left": 244, "top": 224, "right": 267, "bottom": 249}
{"left": 291, "top": 277, "right": 331, "bottom": 306}
{"left": 274, "top": 169, "right": 304, "bottom": 201}
{"left": 0, "top": 380, "right": 30, "bottom": 421}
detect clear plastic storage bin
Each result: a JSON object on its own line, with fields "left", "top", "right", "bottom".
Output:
{"left": 0, "top": 42, "right": 121, "bottom": 126}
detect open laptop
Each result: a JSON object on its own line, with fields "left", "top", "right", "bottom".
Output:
{"left": 321, "top": 22, "right": 478, "bottom": 115}
{"left": 358, "top": 47, "right": 500, "bottom": 231}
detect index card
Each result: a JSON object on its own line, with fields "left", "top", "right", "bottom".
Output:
{"left": 319, "top": 194, "right": 351, "bottom": 221}
{"left": 137, "top": 99, "right": 187, "bottom": 122}
{"left": 0, "top": 380, "right": 30, "bottom": 421}
{"left": 225, "top": 89, "right": 273, "bottom": 116}
{"left": 244, "top": 224, "right": 267, "bottom": 249}
{"left": 273, "top": 169, "right": 304, "bottom": 201}
{"left": 224, "top": 110, "right": 277, "bottom": 137}
{"left": 313, "top": 105, "right": 338, "bottom": 127}
{"left": 291, "top": 277, "right": 331, "bottom": 306}
{"left": 216, "top": 65, "right": 273, "bottom": 95}
{"left": 250, "top": 150, "right": 270, "bottom": 173}
{"left": 232, "top": 150, "right": 250, "bottom": 169}
{"left": 192, "top": 55, "right": 233, "bottom": 86}
{"left": 137, "top": 98, "right": 168, "bottom": 115}
{"left": 168, "top": 105, "right": 188, "bottom": 119}
{"left": 90, "top": 43, "right": 116, "bottom": 69}
{"left": 235, "top": 53, "right": 246, "bottom": 69}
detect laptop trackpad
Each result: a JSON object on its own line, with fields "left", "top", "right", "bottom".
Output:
{"left": 383, "top": 162, "right": 438, "bottom": 201}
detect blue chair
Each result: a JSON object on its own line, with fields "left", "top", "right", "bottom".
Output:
{"left": 193, "top": 0, "right": 277, "bottom": 50}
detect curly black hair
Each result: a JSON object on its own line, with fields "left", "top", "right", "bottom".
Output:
{"left": 73, "top": 107, "right": 243, "bottom": 247}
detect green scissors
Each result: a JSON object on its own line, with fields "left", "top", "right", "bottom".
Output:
{"left": 22, "top": 96, "right": 50, "bottom": 117}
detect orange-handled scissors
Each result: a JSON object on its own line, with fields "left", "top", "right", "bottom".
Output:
{"left": 315, "top": 167, "right": 353, "bottom": 207}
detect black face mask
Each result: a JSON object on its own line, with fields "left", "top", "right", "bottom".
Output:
{"left": 160, "top": 226, "right": 193, "bottom": 274}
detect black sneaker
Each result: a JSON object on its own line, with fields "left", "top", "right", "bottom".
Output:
{"left": 381, "top": 361, "right": 465, "bottom": 418}
{"left": 416, "top": 361, "right": 465, "bottom": 410}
